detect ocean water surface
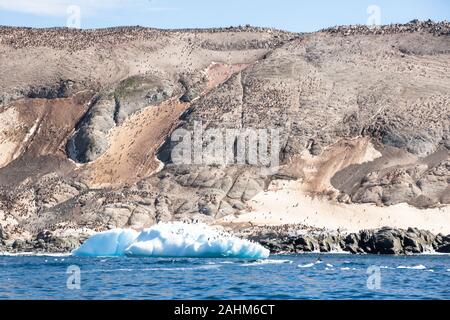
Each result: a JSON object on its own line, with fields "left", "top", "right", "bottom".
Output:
{"left": 0, "top": 254, "right": 449, "bottom": 299}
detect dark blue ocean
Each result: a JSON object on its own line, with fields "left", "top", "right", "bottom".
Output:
{"left": 0, "top": 254, "right": 449, "bottom": 299}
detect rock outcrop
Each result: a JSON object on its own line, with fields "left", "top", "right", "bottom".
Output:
{"left": 2, "top": 230, "right": 81, "bottom": 253}
{"left": 248, "top": 226, "right": 450, "bottom": 255}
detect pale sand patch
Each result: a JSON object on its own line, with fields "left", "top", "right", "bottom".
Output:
{"left": 222, "top": 179, "right": 450, "bottom": 234}
{"left": 0, "top": 107, "right": 21, "bottom": 168}
{"left": 286, "top": 137, "right": 382, "bottom": 194}
{"left": 0, "top": 108, "right": 41, "bottom": 168}
{"left": 205, "top": 62, "right": 249, "bottom": 89}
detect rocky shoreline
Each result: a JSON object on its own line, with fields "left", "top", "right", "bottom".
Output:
{"left": 243, "top": 225, "right": 450, "bottom": 255}
{"left": 0, "top": 227, "right": 82, "bottom": 254}
{"left": 1, "top": 224, "right": 450, "bottom": 255}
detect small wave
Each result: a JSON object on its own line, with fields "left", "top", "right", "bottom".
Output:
{"left": 143, "top": 265, "right": 221, "bottom": 271}
{"left": 298, "top": 263, "right": 315, "bottom": 268}
{"left": 326, "top": 263, "right": 333, "bottom": 267}
{"left": 340, "top": 267, "right": 351, "bottom": 270}
{"left": 397, "top": 265, "right": 426, "bottom": 270}
{"left": 83, "top": 264, "right": 221, "bottom": 273}
{"left": 241, "top": 259, "right": 292, "bottom": 266}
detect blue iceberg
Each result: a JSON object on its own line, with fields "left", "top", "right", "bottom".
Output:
{"left": 72, "top": 222, "right": 270, "bottom": 259}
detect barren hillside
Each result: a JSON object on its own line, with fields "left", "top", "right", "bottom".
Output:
{"left": 0, "top": 21, "right": 449, "bottom": 250}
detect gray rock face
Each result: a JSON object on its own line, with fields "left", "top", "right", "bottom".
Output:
{"left": 114, "top": 75, "right": 179, "bottom": 124}
{"left": 250, "top": 226, "right": 448, "bottom": 255}
{"left": 436, "top": 243, "right": 450, "bottom": 253}
{"left": 344, "top": 233, "right": 363, "bottom": 254}
{"left": 6, "top": 230, "right": 80, "bottom": 253}
{"left": 24, "top": 79, "right": 77, "bottom": 99}
{"left": 68, "top": 97, "right": 115, "bottom": 163}
{"left": 292, "top": 235, "right": 319, "bottom": 252}
{"left": 67, "top": 75, "right": 179, "bottom": 163}
{"left": 335, "top": 156, "right": 450, "bottom": 207}
{"left": 372, "top": 227, "right": 404, "bottom": 254}
{"left": 179, "top": 73, "right": 207, "bottom": 103}
{"left": 0, "top": 224, "right": 5, "bottom": 245}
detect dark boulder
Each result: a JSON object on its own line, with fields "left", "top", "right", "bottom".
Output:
{"left": 403, "top": 234, "right": 426, "bottom": 253}
{"left": 36, "top": 230, "right": 53, "bottom": 243}
{"left": 436, "top": 235, "right": 450, "bottom": 253}
{"left": 436, "top": 243, "right": 450, "bottom": 253}
{"left": 343, "top": 233, "right": 363, "bottom": 254}
{"left": 372, "top": 227, "right": 404, "bottom": 254}
{"left": 0, "top": 225, "right": 5, "bottom": 246}
{"left": 358, "top": 229, "right": 376, "bottom": 253}
{"left": 260, "top": 239, "right": 284, "bottom": 253}
{"left": 294, "top": 235, "right": 319, "bottom": 252}
{"left": 12, "top": 239, "right": 25, "bottom": 250}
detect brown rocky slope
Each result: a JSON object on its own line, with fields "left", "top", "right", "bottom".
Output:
{"left": 0, "top": 21, "right": 449, "bottom": 253}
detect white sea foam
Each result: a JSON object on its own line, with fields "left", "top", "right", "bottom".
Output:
{"left": 298, "top": 263, "right": 315, "bottom": 268}
{"left": 72, "top": 222, "right": 270, "bottom": 259}
{"left": 241, "top": 259, "right": 292, "bottom": 266}
{"left": 397, "top": 265, "right": 426, "bottom": 270}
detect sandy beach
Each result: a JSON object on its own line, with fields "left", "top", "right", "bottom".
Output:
{"left": 222, "top": 179, "right": 450, "bottom": 234}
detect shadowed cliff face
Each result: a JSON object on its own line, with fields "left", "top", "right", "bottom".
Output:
{"left": 0, "top": 22, "right": 449, "bottom": 241}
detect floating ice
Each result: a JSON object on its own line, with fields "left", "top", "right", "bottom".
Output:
{"left": 72, "top": 223, "right": 269, "bottom": 259}
{"left": 72, "top": 229, "right": 139, "bottom": 257}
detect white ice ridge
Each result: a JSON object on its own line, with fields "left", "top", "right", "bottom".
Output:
{"left": 72, "top": 222, "right": 270, "bottom": 259}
